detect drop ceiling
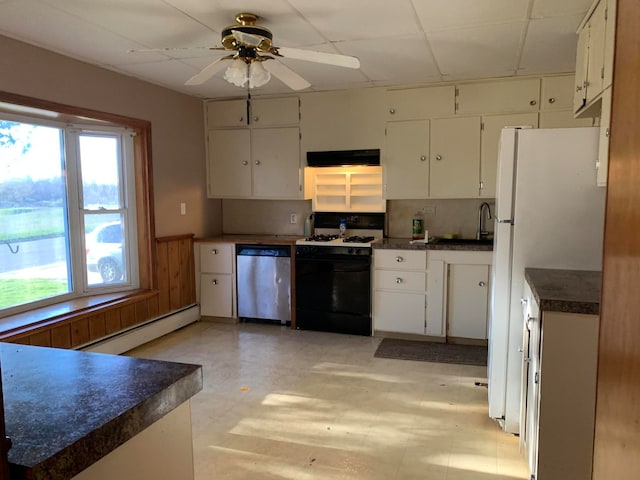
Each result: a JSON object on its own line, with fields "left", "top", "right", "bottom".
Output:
{"left": 0, "top": 0, "right": 593, "bottom": 99}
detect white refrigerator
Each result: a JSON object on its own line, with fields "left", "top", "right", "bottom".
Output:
{"left": 487, "top": 127, "right": 605, "bottom": 434}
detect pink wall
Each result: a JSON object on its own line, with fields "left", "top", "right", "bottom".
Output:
{"left": 0, "top": 35, "right": 221, "bottom": 237}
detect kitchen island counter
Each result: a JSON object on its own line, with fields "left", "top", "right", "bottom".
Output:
{"left": 1, "top": 343, "right": 202, "bottom": 480}
{"left": 524, "top": 267, "right": 601, "bottom": 315}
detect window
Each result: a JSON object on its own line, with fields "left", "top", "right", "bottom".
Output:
{"left": 0, "top": 115, "right": 138, "bottom": 315}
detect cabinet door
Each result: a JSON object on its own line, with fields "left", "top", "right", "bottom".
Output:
{"left": 447, "top": 264, "right": 489, "bottom": 339}
{"left": 386, "top": 85, "right": 455, "bottom": 121}
{"left": 251, "top": 127, "right": 301, "bottom": 199}
{"left": 456, "top": 79, "right": 540, "bottom": 115}
{"left": 384, "top": 120, "right": 430, "bottom": 199}
{"left": 251, "top": 97, "right": 299, "bottom": 126}
{"left": 603, "top": 0, "right": 617, "bottom": 89}
{"left": 586, "top": 1, "right": 606, "bottom": 104}
{"left": 481, "top": 113, "right": 538, "bottom": 198}
{"left": 373, "top": 291, "right": 425, "bottom": 334}
{"left": 208, "top": 129, "right": 252, "bottom": 198}
{"left": 541, "top": 75, "right": 575, "bottom": 111}
{"left": 206, "top": 99, "right": 247, "bottom": 128}
{"left": 200, "top": 274, "right": 233, "bottom": 318}
{"left": 430, "top": 116, "right": 481, "bottom": 198}
{"left": 596, "top": 87, "right": 612, "bottom": 187}
{"left": 574, "top": 26, "right": 590, "bottom": 113}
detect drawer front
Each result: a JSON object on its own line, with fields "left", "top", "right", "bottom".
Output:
{"left": 199, "top": 243, "right": 233, "bottom": 273}
{"left": 374, "top": 250, "right": 426, "bottom": 270}
{"left": 200, "top": 274, "right": 233, "bottom": 318}
{"left": 374, "top": 270, "right": 426, "bottom": 292}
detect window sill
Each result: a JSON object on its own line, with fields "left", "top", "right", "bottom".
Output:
{"left": 0, "top": 289, "right": 158, "bottom": 342}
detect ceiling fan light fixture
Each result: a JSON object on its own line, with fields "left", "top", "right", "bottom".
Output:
{"left": 223, "top": 58, "right": 249, "bottom": 87}
{"left": 248, "top": 61, "right": 271, "bottom": 88}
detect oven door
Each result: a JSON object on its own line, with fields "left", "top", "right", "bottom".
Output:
{"left": 295, "top": 253, "right": 371, "bottom": 336}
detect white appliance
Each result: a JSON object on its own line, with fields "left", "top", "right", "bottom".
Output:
{"left": 487, "top": 127, "right": 606, "bottom": 434}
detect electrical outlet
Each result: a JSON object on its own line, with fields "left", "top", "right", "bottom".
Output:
{"left": 423, "top": 205, "right": 436, "bottom": 215}
{"left": 290, "top": 213, "right": 297, "bottom": 224}
{"left": 180, "top": 202, "right": 186, "bottom": 215}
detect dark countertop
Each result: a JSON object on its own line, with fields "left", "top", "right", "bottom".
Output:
{"left": 1, "top": 343, "right": 202, "bottom": 480}
{"left": 195, "top": 234, "right": 299, "bottom": 246}
{"left": 525, "top": 268, "right": 601, "bottom": 315}
{"left": 374, "top": 237, "right": 494, "bottom": 252}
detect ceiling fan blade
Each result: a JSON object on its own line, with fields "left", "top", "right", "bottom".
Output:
{"left": 262, "top": 60, "right": 311, "bottom": 91}
{"left": 185, "top": 55, "right": 234, "bottom": 86}
{"left": 274, "top": 46, "right": 360, "bottom": 69}
{"left": 128, "top": 46, "right": 226, "bottom": 53}
{"left": 232, "top": 30, "right": 263, "bottom": 48}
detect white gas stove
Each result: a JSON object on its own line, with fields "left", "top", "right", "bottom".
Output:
{"left": 295, "top": 213, "right": 385, "bottom": 248}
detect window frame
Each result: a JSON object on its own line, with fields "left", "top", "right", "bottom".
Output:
{"left": 0, "top": 91, "right": 156, "bottom": 318}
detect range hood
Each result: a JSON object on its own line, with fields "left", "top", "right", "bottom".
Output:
{"left": 307, "top": 149, "right": 380, "bottom": 167}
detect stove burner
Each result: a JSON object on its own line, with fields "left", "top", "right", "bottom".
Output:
{"left": 304, "top": 234, "right": 340, "bottom": 242}
{"left": 344, "top": 236, "right": 375, "bottom": 243}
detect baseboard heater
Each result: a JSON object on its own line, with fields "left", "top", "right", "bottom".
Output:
{"left": 81, "top": 304, "right": 200, "bottom": 355}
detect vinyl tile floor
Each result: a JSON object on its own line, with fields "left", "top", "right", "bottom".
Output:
{"left": 127, "top": 321, "right": 529, "bottom": 480}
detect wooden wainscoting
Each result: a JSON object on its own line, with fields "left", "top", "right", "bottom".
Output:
{"left": 0, "top": 234, "right": 196, "bottom": 349}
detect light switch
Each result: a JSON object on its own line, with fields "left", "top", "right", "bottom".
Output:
{"left": 180, "top": 203, "right": 186, "bottom": 215}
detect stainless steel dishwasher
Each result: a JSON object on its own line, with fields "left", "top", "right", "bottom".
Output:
{"left": 236, "top": 244, "right": 291, "bottom": 324}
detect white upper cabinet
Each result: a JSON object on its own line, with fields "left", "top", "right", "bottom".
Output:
{"left": 207, "top": 99, "right": 247, "bottom": 128}
{"left": 574, "top": 0, "right": 616, "bottom": 115}
{"left": 481, "top": 113, "right": 539, "bottom": 198}
{"left": 384, "top": 120, "right": 430, "bottom": 199}
{"left": 541, "top": 76, "right": 576, "bottom": 111}
{"left": 250, "top": 97, "right": 299, "bottom": 127}
{"left": 603, "top": 0, "right": 617, "bottom": 89}
{"left": 386, "top": 85, "right": 455, "bottom": 121}
{"left": 430, "top": 116, "right": 481, "bottom": 198}
{"left": 252, "top": 127, "right": 301, "bottom": 198}
{"left": 208, "top": 129, "right": 252, "bottom": 197}
{"left": 456, "top": 78, "right": 541, "bottom": 115}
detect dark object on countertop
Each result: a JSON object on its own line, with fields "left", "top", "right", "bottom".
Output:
{"left": 374, "top": 338, "right": 487, "bottom": 366}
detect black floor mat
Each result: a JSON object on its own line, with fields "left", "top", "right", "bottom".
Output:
{"left": 374, "top": 338, "right": 488, "bottom": 366}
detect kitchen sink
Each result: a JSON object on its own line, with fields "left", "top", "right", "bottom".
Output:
{"left": 431, "top": 237, "right": 494, "bottom": 245}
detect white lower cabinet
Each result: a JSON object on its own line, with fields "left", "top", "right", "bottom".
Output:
{"left": 428, "top": 250, "right": 493, "bottom": 340}
{"left": 520, "top": 282, "right": 599, "bottom": 480}
{"left": 373, "top": 249, "right": 427, "bottom": 335}
{"left": 195, "top": 242, "right": 236, "bottom": 319}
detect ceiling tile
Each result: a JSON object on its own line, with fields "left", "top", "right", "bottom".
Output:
{"left": 531, "top": 0, "right": 593, "bottom": 18}
{"left": 338, "top": 36, "right": 442, "bottom": 84}
{"left": 519, "top": 15, "right": 583, "bottom": 74}
{"left": 429, "top": 22, "right": 526, "bottom": 77}
{"left": 414, "top": 0, "right": 530, "bottom": 32}
{"left": 288, "top": 0, "right": 422, "bottom": 42}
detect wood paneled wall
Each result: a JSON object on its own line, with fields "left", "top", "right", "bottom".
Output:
{"left": 593, "top": 1, "right": 640, "bottom": 478}
{"left": 2, "top": 235, "right": 196, "bottom": 349}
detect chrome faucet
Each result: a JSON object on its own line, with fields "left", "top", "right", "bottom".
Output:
{"left": 477, "top": 202, "right": 492, "bottom": 240}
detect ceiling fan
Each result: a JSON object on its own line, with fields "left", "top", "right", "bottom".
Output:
{"left": 143, "top": 12, "right": 360, "bottom": 91}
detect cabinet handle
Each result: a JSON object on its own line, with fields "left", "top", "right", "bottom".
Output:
{"left": 211, "top": 279, "right": 218, "bottom": 285}
{"left": 518, "top": 347, "right": 524, "bottom": 353}
{"left": 253, "top": 116, "right": 259, "bottom": 122}
{"left": 534, "top": 372, "right": 540, "bottom": 384}
{"left": 529, "top": 100, "right": 537, "bottom": 106}
{"left": 576, "top": 85, "right": 583, "bottom": 92}
{"left": 478, "top": 281, "right": 486, "bottom": 287}
{"left": 211, "top": 248, "right": 218, "bottom": 255}
{"left": 242, "top": 160, "right": 248, "bottom": 166}
{"left": 395, "top": 256, "right": 404, "bottom": 263}
{"left": 389, "top": 108, "right": 396, "bottom": 114}
{"left": 420, "top": 155, "right": 426, "bottom": 161}
{"left": 523, "top": 357, "right": 531, "bottom": 364}
{"left": 520, "top": 297, "right": 528, "bottom": 305}
{"left": 527, "top": 315, "right": 537, "bottom": 330}
{"left": 395, "top": 277, "right": 403, "bottom": 284}
{"left": 435, "top": 154, "right": 442, "bottom": 161}
{"left": 239, "top": 116, "right": 244, "bottom": 122}
{"left": 548, "top": 97, "right": 556, "bottom": 104}
{"left": 605, "top": 127, "right": 610, "bottom": 138}
{"left": 255, "top": 160, "right": 261, "bottom": 165}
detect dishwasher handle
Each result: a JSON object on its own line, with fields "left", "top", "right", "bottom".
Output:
{"left": 236, "top": 244, "right": 291, "bottom": 257}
